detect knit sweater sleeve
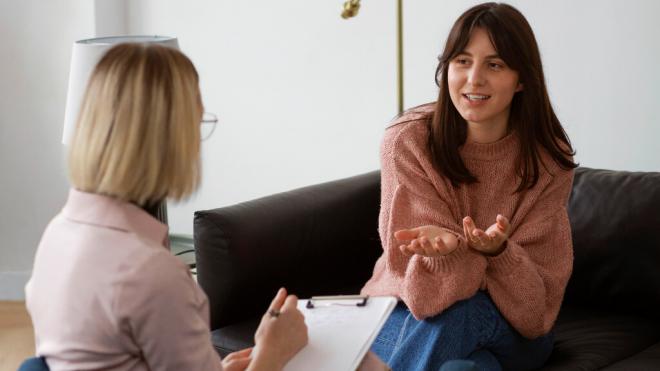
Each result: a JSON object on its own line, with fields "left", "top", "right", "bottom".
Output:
{"left": 485, "top": 167, "right": 574, "bottom": 339}
{"left": 377, "top": 123, "right": 488, "bottom": 320}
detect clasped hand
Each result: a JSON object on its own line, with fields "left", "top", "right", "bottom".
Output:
{"left": 396, "top": 214, "right": 511, "bottom": 258}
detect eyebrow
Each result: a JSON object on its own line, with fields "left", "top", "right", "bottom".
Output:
{"left": 457, "top": 51, "right": 502, "bottom": 59}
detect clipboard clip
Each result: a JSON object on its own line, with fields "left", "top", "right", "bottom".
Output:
{"left": 306, "top": 295, "right": 369, "bottom": 309}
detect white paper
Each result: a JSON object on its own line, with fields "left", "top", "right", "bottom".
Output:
{"left": 284, "top": 296, "right": 397, "bottom": 371}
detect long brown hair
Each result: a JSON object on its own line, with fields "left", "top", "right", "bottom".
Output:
{"left": 429, "top": 2, "right": 577, "bottom": 191}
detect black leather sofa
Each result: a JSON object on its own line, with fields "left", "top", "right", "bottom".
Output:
{"left": 194, "top": 167, "right": 660, "bottom": 370}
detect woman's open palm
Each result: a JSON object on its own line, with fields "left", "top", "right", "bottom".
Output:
{"left": 463, "top": 214, "right": 511, "bottom": 256}
{"left": 394, "top": 225, "right": 459, "bottom": 258}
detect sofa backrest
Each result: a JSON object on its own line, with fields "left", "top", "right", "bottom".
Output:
{"left": 194, "top": 171, "right": 382, "bottom": 330}
{"left": 564, "top": 167, "right": 660, "bottom": 317}
{"left": 195, "top": 167, "right": 660, "bottom": 330}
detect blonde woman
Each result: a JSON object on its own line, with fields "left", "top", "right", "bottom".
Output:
{"left": 25, "top": 44, "right": 307, "bottom": 371}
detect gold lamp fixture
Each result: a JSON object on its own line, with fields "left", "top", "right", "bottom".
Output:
{"left": 341, "top": 0, "right": 361, "bottom": 19}
{"left": 341, "top": 0, "right": 404, "bottom": 114}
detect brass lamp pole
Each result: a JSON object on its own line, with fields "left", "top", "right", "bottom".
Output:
{"left": 342, "top": 0, "right": 404, "bottom": 114}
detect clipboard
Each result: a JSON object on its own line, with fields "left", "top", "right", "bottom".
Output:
{"left": 283, "top": 295, "right": 397, "bottom": 371}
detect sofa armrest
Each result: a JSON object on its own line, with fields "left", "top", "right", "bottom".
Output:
{"left": 194, "top": 171, "right": 382, "bottom": 330}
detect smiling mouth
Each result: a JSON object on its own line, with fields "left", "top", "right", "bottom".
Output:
{"left": 463, "top": 94, "right": 491, "bottom": 101}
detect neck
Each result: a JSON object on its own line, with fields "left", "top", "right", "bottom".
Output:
{"left": 466, "top": 111, "right": 510, "bottom": 144}
{"left": 137, "top": 200, "right": 168, "bottom": 223}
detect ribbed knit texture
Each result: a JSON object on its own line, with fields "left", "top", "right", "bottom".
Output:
{"left": 361, "top": 105, "right": 574, "bottom": 339}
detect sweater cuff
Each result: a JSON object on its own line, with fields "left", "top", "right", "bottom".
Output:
{"left": 486, "top": 240, "right": 524, "bottom": 275}
{"left": 420, "top": 237, "right": 471, "bottom": 273}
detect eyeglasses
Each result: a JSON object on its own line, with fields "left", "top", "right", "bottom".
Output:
{"left": 200, "top": 112, "right": 218, "bottom": 141}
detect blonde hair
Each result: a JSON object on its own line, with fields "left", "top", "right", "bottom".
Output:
{"left": 68, "top": 43, "right": 202, "bottom": 206}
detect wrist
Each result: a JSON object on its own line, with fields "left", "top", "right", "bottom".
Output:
{"left": 484, "top": 240, "right": 508, "bottom": 257}
{"left": 248, "top": 343, "right": 286, "bottom": 371}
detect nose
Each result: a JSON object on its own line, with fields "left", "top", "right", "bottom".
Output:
{"left": 467, "top": 65, "right": 486, "bottom": 87}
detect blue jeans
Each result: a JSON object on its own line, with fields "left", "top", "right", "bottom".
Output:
{"left": 371, "top": 291, "right": 553, "bottom": 371}
{"left": 17, "top": 357, "right": 49, "bottom": 371}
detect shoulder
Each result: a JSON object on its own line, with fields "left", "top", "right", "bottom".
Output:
{"left": 114, "top": 239, "right": 196, "bottom": 310}
{"left": 127, "top": 243, "right": 191, "bottom": 290}
{"left": 538, "top": 139, "right": 575, "bottom": 183}
{"left": 534, "top": 141, "right": 575, "bottom": 200}
{"left": 383, "top": 103, "right": 435, "bottom": 154}
{"left": 387, "top": 102, "right": 435, "bottom": 129}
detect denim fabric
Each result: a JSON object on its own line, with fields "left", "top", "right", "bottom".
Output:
{"left": 17, "top": 357, "right": 49, "bottom": 371}
{"left": 371, "top": 291, "right": 553, "bottom": 371}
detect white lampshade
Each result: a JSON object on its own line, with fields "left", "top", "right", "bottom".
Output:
{"left": 62, "top": 35, "right": 179, "bottom": 145}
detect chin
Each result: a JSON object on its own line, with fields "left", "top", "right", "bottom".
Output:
{"left": 459, "top": 111, "right": 486, "bottom": 123}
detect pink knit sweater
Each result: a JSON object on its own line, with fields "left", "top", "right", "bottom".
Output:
{"left": 361, "top": 105, "right": 574, "bottom": 339}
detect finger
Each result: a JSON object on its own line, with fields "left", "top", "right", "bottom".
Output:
{"left": 394, "top": 228, "right": 420, "bottom": 242}
{"left": 419, "top": 236, "right": 433, "bottom": 251}
{"left": 433, "top": 237, "right": 449, "bottom": 254}
{"left": 224, "top": 347, "right": 252, "bottom": 361}
{"left": 410, "top": 245, "right": 426, "bottom": 256}
{"left": 268, "top": 288, "right": 287, "bottom": 312}
{"left": 464, "top": 217, "right": 479, "bottom": 243}
{"left": 472, "top": 228, "right": 489, "bottom": 246}
{"left": 402, "top": 245, "right": 416, "bottom": 256}
{"left": 466, "top": 216, "right": 478, "bottom": 230}
{"left": 281, "top": 294, "right": 300, "bottom": 312}
{"left": 474, "top": 229, "right": 492, "bottom": 243}
{"left": 235, "top": 347, "right": 252, "bottom": 357}
{"left": 222, "top": 356, "right": 251, "bottom": 371}
{"left": 406, "top": 241, "right": 424, "bottom": 256}
{"left": 463, "top": 217, "right": 475, "bottom": 245}
{"left": 489, "top": 227, "right": 506, "bottom": 239}
{"left": 420, "top": 237, "right": 436, "bottom": 256}
{"left": 416, "top": 238, "right": 435, "bottom": 257}
{"left": 405, "top": 242, "right": 427, "bottom": 257}
{"left": 496, "top": 214, "right": 510, "bottom": 232}
{"left": 462, "top": 218, "right": 471, "bottom": 241}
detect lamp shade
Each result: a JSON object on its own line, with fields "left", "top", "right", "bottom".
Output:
{"left": 62, "top": 35, "right": 179, "bottom": 145}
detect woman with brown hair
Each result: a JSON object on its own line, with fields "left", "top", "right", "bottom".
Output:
{"left": 25, "top": 43, "right": 307, "bottom": 370}
{"left": 361, "top": 2, "right": 577, "bottom": 370}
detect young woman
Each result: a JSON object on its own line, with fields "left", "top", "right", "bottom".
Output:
{"left": 25, "top": 44, "right": 307, "bottom": 371}
{"left": 361, "top": 3, "right": 577, "bottom": 370}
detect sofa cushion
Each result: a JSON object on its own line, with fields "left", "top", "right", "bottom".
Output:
{"left": 540, "top": 306, "right": 660, "bottom": 370}
{"left": 211, "top": 319, "right": 259, "bottom": 358}
{"left": 601, "top": 341, "right": 660, "bottom": 370}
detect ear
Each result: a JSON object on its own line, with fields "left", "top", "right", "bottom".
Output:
{"left": 515, "top": 82, "right": 523, "bottom": 92}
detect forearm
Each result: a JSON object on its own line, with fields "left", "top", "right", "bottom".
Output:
{"left": 485, "top": 239, "right": 569, "bottom": 338}
{"left": 401, "top": 243, "right": 487, "bottom": 319}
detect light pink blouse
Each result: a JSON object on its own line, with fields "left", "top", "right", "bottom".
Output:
{"left": 25, "top": 189, "right": 223, "bottom": 370}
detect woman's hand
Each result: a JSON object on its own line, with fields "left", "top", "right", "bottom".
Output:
{"left": 462, "top": 214, "right": 511, "bottom": 256}
{"left": 394, "top": 225, "right": 459, "bottom": 258}
{"left": 221, "top": 347, "right": 252, "bottom": 371}
{"left": 250, "top": 288, "right": 308, "bottom": 371}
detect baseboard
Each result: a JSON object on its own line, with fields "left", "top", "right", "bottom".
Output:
{"left": 0, "top": 271, "right": 31, "bottom": 300}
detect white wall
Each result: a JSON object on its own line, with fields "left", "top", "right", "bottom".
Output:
{"left": 125, "top": 0, "right": 398, "bottom": 235}
{"left": 125, "top": 0, "right": 660, "bottom": 236}
{"left": 2, "top": 0, "right": 660, "bottom": 299}
{"left": 0, "top": 0, "right": 95, "bottom": 299}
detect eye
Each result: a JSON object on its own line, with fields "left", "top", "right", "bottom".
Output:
{"left": 454, "top": 57, "right": 470, "bottom": 65}
{"left": 488, "top": 62, "right": 504, "bottom": 70}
